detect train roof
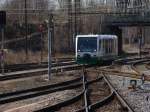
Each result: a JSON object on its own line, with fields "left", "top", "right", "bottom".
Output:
{"left": 76, "top": 34, "right": 117, "bottom": 39}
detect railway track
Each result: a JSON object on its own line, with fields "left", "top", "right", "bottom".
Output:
{"left": 113, "top": 56, "right": 150, "bottom": 65}
{"left": 1, "top": 57, "right": 148, "bottom": 111}
{"left": 96, "top": 57, "right": 150, "bottom": 81}
{"left": 146, "top": 62, "right": 150, "bottom": 69}
{"left": 0, "top": 61, "right": 88, "bottom": 81}
{"left": 0, "top": 71, "right": 103, "bottom": 112}
{"left": 1, "top": 56, "right": 146, "bottom": 82}
{"left": 33, "top": 69, "right": 134, "bottom": 112}
{"left": 0, "top": 58, "right": 74, "bottom": 73}
{"left": 131, "top": 59, "right": 150, "bottom": 80}
{"left": 0, "top": 76, "right": 83, "bottom": 105}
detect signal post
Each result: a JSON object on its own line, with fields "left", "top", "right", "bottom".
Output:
{"left": 0, "top": 11, "right": 6, "bottom": 75}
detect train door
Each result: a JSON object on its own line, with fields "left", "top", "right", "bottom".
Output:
{"left": 104, "top": 38, "right": 112, "bottom": 56}
{"left": 102, "top": 38, "right": 105, "bottom": 56}
{"left": 115, "top": 37, "right": 118, "bottom": 55}
{"left": 109, "top": 39, "right": 113, "bottom": 55}
{"left": 111, "top": 37, "right": 118, "bottom": 56}
{"left": 105, "top": 39, "right": 109, "bottom": 56}
{"left": 98, "top": 38, "right": 102, "bottom": 57}
{"left": 112, "top": 38, "right": 116, "bottom": 55}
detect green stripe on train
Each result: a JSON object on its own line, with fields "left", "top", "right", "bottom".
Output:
{"left": 76, "top": 56, "right": 117, "bottom": 65}
{"left": 76, "top": 57, "right": 101, "bottom": 65}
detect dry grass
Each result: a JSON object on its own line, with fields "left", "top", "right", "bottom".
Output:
{"left": 5, "top": 50, "right": 48, "bottom": 64}
{"left": 123, "top": 44, "right": 139, "bottom": 53}
{"left": 4, "top": 50, "right": 74, "bottom": 65}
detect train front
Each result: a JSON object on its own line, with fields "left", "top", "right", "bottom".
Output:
{"left": 75, "top": 35, "right": 98, "bottom": 65}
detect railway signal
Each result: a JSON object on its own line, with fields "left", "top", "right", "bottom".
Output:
{"left": 0, "top": 11, "right": 6, "bottom": 25}
{"left": 45, "top": 13, "right": 53, "bottom": 80}
{"left": 138, "top": 27, "right": 142, "bottom": 58}
{"left": 0, "top": 11, "right": 6, "bottom": 75}
{"left": 38, "top": 24, "right": 44, "bottom": 63}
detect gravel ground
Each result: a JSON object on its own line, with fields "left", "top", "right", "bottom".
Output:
{"left": 120, "top": 65, "right": 137, "bottom": 73}
{"left": 107, "top": 74, "right": 150, "bottom": 112}
{"left": 89, "top": 78, "right": 110, "bottom": 104}
{"left": 1, "top": 89, "right": 80, "bottom": 112}
{"left": 95, "top": 97, "right": 123, "bottom": 112}
{"left": 0, "top": 70, "right": 82, "bottom": 112}
{"left": 57, "top": 95, "right": 84, "bottom": 112}
{"left": 134, "top": 62, "right": 150, "bottom": 75}
{"left": 135, "top": 62, "right": 148, "bottom": 71}
{"left": 0, "top": 70, "right": 80, "bottom": 94}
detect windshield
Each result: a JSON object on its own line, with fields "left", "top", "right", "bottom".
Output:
{"left": 77, "top": 37, "right": 97, "bottom": 52}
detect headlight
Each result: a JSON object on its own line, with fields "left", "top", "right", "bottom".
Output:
{"left": 94, "top": 49, "right": 97, "bottom": 52}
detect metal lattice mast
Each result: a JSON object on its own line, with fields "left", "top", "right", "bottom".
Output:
{"left": 68, "top": 0, "right": 73, "bottom": 50}
{"left": 25, "top": 0, "right": 28, "bottom": 61}
{"left": 74, "top": 0, "right": 81, "bottom": 36}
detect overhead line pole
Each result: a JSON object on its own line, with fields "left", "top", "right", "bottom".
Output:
{"left": 48, "top": 13, "right": 53, "bottom": 80}
{"left": 25, "top": 0, "right": 28, "bottom": 61}
{"left": 0, "top": 11, "right": 6, "bottom": 75}
{"left": 74, "top": 0, "right": 77, "bottom": 37}
{"left": 68, "top": 0, "right": 71, "bottom": 50}
{"left": 1, "top": 26, "right": 4, "bottom": 75}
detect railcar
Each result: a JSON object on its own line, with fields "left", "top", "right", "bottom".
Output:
{"left": 75, "top": 34, "right": 118, "bottom": 64}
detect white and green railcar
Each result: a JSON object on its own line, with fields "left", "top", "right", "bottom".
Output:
{"left": 75, "top": 34, "right": 118, "bottom": 64}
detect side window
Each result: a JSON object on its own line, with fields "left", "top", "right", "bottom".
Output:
{"left": 104, "top": 39, "right": 106, "bottom": 53}
{"left": 105, "top": 39, "right": 109, "bottom": 54}
{"left": 107, "top": 39, "right": 111, "bottom": 54}
{"left": 108, "top": 40, "right": 110, "bottom": 53}
{"left": 110, "top": 39, "right": 113, "bottom": 53}
{"left": 99, "top": 39, "right": 101, "bottom": 51}
{"left": 109, "top": 39, "right": 111, "bottom": 53}
{"left": 103, "top": 39, "right": 105, "bottom": 53}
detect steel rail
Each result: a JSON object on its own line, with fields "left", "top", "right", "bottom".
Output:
{"left": 0, "top": 76, "right": 103, "bottom": 105}
{"left": 131, "top": 59, "right": 150, "bottom": 74}
{"left": 0, "top": 59, "right": 75, "bottom": 73}
{"left": 87, "top": 69, "right": 139, "bottom": 79}
{"left": 34, "top": 75, "right": 103, "bottom": 112}
{"left": 0, "top": 64, "right": 92, "bottom": 81}
{"left": 89, "top": 92, "right": 115, "bottom": 111}
{"left": 145, "top": 62, "right": 150, "bottom": 69}
{"left": 75, "top": 75, "right": 114, "bottom": 112}
{"left": 77, "top": 74, "right": 135, "bottom": 112}
{"left": 0, "top": 77, "right": 82, "bottom": 98}
{"left": 113, "top": 56, "right": 150, "bottom": 65}
{"left": 35, "top": 69, "right": 134, "bottom": 112}
{"left": 0, "top": 82, "right": 82, "bottom": 105}
{"left": 34, "top": 91, "right": 85, "bottom": 112}
{"left": 103, "top": 74, "right": 135, "bottom": 112}
{"left": 82, "top": 71, "right": 89, "bottom": 112}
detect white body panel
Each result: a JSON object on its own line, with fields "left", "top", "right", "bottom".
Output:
{"left": 75, "top": 34, "right": 118, "bottom": 60}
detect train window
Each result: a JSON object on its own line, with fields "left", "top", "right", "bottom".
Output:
{"left": 106, "top": 39, "right": 113, "bottom": 54}
{"left": 109, "top": 39, "right": 111, "bottom": 53}
{"left": 112, "top": 39, "right": 114, "bottom": 53}
{"left": 110, "top": 39, "right": 113, "bottom": 53}
{"left": 104, "top": 39, "right": 106, "bottom": 53}
{"left": 77, "top": 37, "right": 97, "bottom": 52}
{"left": 113, "top": 39, "right": 115, "bottom": 53}
{"left": 105, "top": 39, "right": 109, "bottom": 54}
{"left": 107, "top": 40, "right": 109, "bottom": 53}
{"left": 112, "top": 39, "right": 115, "bottom": 54}
{"left": 99, "top": 39, "right": 101, "bottom": 51}
{"left": 108, "top": 40, "right": 110, "bottom": 53}
{"left": 103, "top": 39, "right": 105, "bottom": 53}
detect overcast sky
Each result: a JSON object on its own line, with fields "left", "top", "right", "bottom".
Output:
{"left": 0, "top": 0, "right": 5, "bottom": 4}
{"left": 0, "top": 0, "right": 6, "bottom": 5}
